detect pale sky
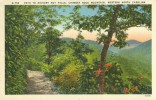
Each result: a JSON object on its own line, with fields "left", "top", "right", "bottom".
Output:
{"left": 126, "top": 27, "right": 151, "bottom": 42}
{"left": 61, "top": 27, "right": 151, "bottom": 42}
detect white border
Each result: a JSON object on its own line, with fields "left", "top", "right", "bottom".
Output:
{"left": 0, "top": 0, "right": 156, "bottom": 100}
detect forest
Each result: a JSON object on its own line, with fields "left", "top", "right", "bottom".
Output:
{"left": 5, "top": 5, "right": 151, "bottom": 94}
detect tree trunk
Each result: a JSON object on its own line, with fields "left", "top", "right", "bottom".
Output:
{"left": 98, "top": 5, "right": 121, "bottom": 94}
{"left": 99, "top": 33, "right": 113, "bottom": 94}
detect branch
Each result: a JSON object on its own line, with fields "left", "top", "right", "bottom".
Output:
{"left": 119, "top": 24, "right": 146, "bottom": 30}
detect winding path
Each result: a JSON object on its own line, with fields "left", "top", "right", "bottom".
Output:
{"left": 26, "top": 70, "right": 58, "bottom": 94}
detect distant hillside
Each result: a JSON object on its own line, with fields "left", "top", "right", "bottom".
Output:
{"left": 119, "top": 39, "right": 151, "bottom": 68}
{"left": 61, "top": 38, "right": 151, "bottom": 66}
{"left": 61, "top": 37, "right": 73, "bottom": 42}
{"left": 61, "top": 37, "right": 103, "bottom": 49}
{"left": 110, "top": 40, "right": 152, "bottom": 84}
{"left": 109, "top": 40, "right": 141, "bottom": 53}
{"left": 61, "top": 38, "right": 151, "bottom": 84}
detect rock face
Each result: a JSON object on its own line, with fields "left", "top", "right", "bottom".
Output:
{"left": 26, "top": 70, "right": 58, "bottom": 94}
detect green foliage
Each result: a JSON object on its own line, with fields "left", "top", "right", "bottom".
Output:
{"left": 52, "top": 63, "right": 81, "bottom": 93}
{"left": 50, "top": 38, "right": 151, "bottom": 94}
{"left": 26, "top": 58, "right": 49, "bottom": 73}
{"left": 119, "top": 40, "right": 151, "bottom": 68}
{"left": 79, "top": 64, "right": 97, "bottom": 93}
{"left": 5, "top": 67, "right": 27, "bottom": 94}
{"left": 43, "top": 27, "right": 62, "bottom": 65}
{"left": 26, "top": 58, "right": 41, "bottom": 71}
{"left": 49, "top": 40, "right": 97, "bottom": 94}
{"left": 5, "top": 5, "right": 63, "bottom": 94}
{"left": 106, "top": 51, "right": 151, "bottom": 85}
{"left": 104, "top": 63, "right": 151, "bottom": 94}
{"left": 47, "top": 47, "right": 81, "bottom": 76}
{"left": 27, "top": 43, "right": 46, "bottom": 62}
{"left": 105, "top": 63, "right": 124, "bottom": 93}
{"left": 67, "top": 5, "right": 151, "bottom": 93}
{"left": 70, "top": 34, "right": 93, "bottom": 63}
{"left": 5, "top": 5, "right": 151, "bottom": 94}
{"left": 5, "top": 5, "right": 34, "bottom": 94}
{"left": 67, "top": 5, "right": 151, "bottom": 47}
{"left": 125, "top": 77, "right": 152, "bottom": 94}
{"left": 51, "top": 60, "right": 151, "bottom": 94}
{"left": 36, "top": 6, "right": 63, "bottom": 65}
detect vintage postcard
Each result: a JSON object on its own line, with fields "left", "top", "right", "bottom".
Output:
{"left": 0, "top": 0, "right": 156, "bottom": 100}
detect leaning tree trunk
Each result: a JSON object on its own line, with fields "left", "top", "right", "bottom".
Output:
{"left": 98, "top": 5, "right": 121, "bottom": 94}
{"left": 99, "top": 32, "right": 113, "bottom": 94}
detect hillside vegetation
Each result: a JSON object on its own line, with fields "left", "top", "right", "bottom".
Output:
{"left": 109, "top": 40, "right": 141, "bottom": 53}
{"left": 5, "top": 5, "right": 151, "bottom": 94}
{"left": 62, "top": 38, "right": 152, "bottom": 85}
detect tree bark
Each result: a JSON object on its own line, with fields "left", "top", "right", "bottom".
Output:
{"left": 98, "top": 5, "right": 121, "bottom": 94}
{"left": 99, "top": 32, "right": 113, "bottom": 93}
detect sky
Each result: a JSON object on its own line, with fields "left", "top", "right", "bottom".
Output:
{"left": 61, "top": 27, "right": 151, "bottom": 42}
{"left": 56, "top": 6, "right": 151, "bottom": 42}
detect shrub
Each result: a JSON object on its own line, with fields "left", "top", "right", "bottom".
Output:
{"left": 104, "top": 62, "right": 151, "bottom": 94}
{"left": 124, "top": 77, "right": 152, "bottom": 94}
{"left": 79, "top": 64, "right": 98, "bottom": 94}
{"left": 52, "top": 63, "right": 81, "bottom": 93}
{"left": 5, "top": 66, "right": 27, "bottom": 94}
{"left": 104, "top": 63, "right": 124, "bottom": 94}
{"left": 26, "top": 58, "right": 41, "bottom": 71}
{"left": 26, "top": 58, "right": 49, "bottom": 72}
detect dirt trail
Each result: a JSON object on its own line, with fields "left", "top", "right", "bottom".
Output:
{"left": 26, "top": 70, "right": 58, "bottom": 94}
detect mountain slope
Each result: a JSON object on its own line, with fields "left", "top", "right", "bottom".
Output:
{"left": 61, "top": 37, "right": 103, "bottom": 50}
{"left": 61, "top": 38, "right": 151, "bottom": 84}
{"left": 109, "top": 40, "right": 141, "bottom": 53}
{"left": 119, "top": 39, "right": 151, "bottom": 68}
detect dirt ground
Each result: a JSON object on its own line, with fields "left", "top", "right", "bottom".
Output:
{"left": 26, "top": 70, "right": 58, "bottom": 94}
